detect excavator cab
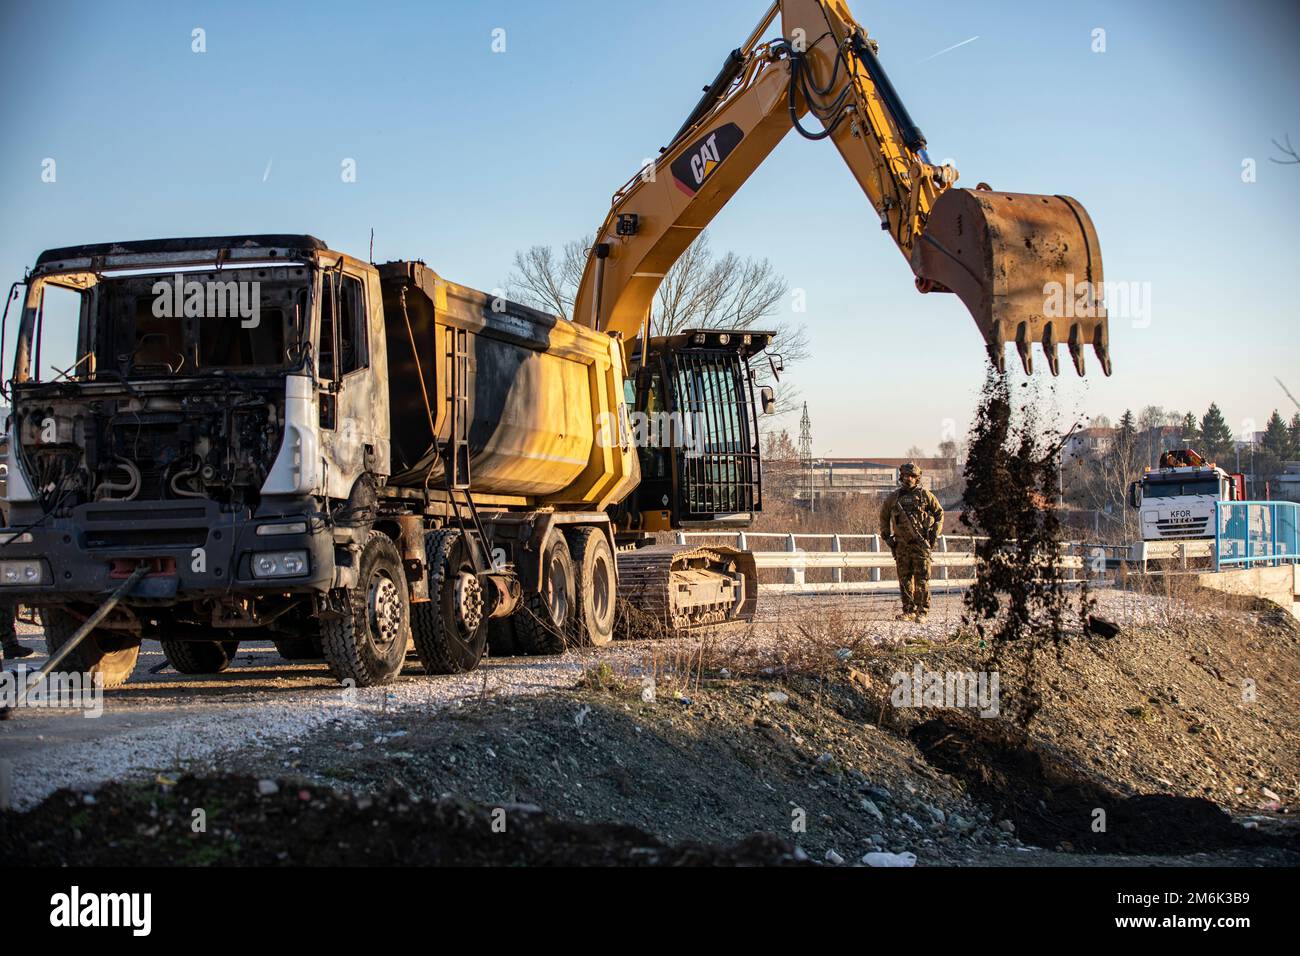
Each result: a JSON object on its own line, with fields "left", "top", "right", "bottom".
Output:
{"left": 622, "top": 329, "right": 774, "bottom": 533}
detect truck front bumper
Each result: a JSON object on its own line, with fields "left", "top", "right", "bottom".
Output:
{"left": 0, "top": 500, "right": 334, "bottom": 605}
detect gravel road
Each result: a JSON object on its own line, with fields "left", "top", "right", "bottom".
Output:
{"left": 0, "top": 586, "right": 1176, "bottom": 810}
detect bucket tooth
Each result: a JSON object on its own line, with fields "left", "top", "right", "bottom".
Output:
{"left": 989, "top": 319, "right": 1007, "bottom": 373}
{"left": 1042, "top": 321, "right": 1060, "bottom": 376}
{"left": 1094, "top": 335, "right": 1112, "bottom": 377}
{"left": 1015, "top": 321, "right": 1032, "bottom": 375}
{"left": 1068, "top": 323, "right": 1086, "bottom": 376}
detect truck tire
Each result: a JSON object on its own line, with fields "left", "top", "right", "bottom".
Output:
{"left": 321, "top": 531, "right": 410, "bottom": 687}
{"left": 411, "top": 529, "right": 488, "bottom": 674}
{"left": 513, "top": 529, "right": 575, "bottom": 656}
{"left": 160, "top": 639, "right": 239, "bottom": 675}
{"left": 565, "top": 526, "right": 616, "bottom": 647}
{"left": 40, "top": 607, "right": 140, "bottom": 689}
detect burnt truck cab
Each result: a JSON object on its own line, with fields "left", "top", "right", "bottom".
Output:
{"left": 0, "top": 235, "right": 389, "bottom": 661}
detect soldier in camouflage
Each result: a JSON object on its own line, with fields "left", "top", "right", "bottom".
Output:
{"left": 879, "top": 463, "right": 944, "bottom": 623}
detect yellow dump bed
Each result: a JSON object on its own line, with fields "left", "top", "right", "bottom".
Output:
{"left": 377, "top": 262, "right": 638, "bottom": 510}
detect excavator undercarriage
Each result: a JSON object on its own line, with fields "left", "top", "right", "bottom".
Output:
{"left": 616, "top": 544, "right": 759, "bottom": 632}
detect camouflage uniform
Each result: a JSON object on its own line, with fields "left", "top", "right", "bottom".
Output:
{"left": 879, "top": 471, "right": 944, "bottom": 617}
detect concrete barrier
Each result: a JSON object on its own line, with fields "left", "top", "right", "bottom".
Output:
{"left": 1195, "top": 564, "right": 1300, "bottom": 621}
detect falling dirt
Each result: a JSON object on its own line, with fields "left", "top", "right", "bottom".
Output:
{"left": 960, "top": 367, "right": 1091, "bottom": 726}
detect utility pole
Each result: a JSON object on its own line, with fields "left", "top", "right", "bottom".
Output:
{"left": 798, "top": 402, "right": 814, "bottom": 512}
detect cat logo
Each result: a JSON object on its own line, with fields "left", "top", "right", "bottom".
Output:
{"left": 670, "top": 123, "right": 744, "bottom": 197}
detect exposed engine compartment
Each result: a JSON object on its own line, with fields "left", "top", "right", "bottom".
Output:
{"left": 16, "top": 380, "right": 287, "bottom": 511}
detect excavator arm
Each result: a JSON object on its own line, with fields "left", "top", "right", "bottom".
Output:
{"left": 573, "top": 0, "right": 1110, "bottom": 376}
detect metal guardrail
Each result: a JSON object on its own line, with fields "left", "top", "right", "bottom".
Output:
{"left": 674, "top": 531, "right": 1114, "bottom": 595}
{"left": 1214, "top": 500, "right": 1299, "bottom": 570}
{"left": 678, "top": 516, "right": 1299, "bottom": 593}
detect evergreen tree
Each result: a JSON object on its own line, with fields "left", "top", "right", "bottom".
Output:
{"left": 1199, "top": 404, "right": 1234, "bottom": 462}
{"left": 1290, "top": 413, "right": 1300, "bottom": 460}
{"left": 1261, "top": 410, "right": 1290, "bottom": 458}
{"left": 1179, "top": 411, "right": 1199, "bottom": 445}
{"left": 1116, "top": 409, "right": 1137, "bottom": 462}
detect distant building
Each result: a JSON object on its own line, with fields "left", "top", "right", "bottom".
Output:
{"left": 1064, "top": 427, "right": 1116, "bottom": 461}
{"left": 1270, "top": 461, "right": 1300, "bottom": 502}
{"left": 1065, "top": 424, "right": 1196, "bottom": 467}
{"left": 793, "top": 456, "right": 957, "bottom": 508}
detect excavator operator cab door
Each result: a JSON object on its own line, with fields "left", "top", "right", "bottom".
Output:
{"left": 626, "top": 363, "right": 676, "bottom": 530}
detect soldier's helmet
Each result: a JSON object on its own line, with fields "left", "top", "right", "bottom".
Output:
{"left": 899, "top": 462, "right": 922, "bottom": 480}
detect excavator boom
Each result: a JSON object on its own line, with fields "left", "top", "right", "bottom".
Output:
{"left": 574, "top": 0, "right": 1110, "bottom": 376}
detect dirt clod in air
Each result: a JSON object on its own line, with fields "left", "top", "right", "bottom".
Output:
{"left": 960, "top": 368, "right": 1092, "bottom": 726}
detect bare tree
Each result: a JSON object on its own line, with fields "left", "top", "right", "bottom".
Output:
{"left": 1271, "top": 133, "right": 1300, "bottom": 165}
{"left": 508, "top": 238, "right": 590, "bottom": 317}
{"left": 761, "top": 428, "right": 802, "bottom": 501}
{"left": 1065, "top": 425, "right": 1143, "bottom": 541}
{"left": 506, "top": 230, "right": 809, "bottom": 398}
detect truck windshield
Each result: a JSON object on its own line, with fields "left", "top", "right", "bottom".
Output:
{"left": 87, "top": 266, "right": 308, "bottom": 378}
{"left": 1143, "top": 478, "right": 1220, "bottom": 497}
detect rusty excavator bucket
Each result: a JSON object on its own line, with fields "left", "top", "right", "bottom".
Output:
{"left": 912, "top": 188, "right": 1110, "bottom": 376}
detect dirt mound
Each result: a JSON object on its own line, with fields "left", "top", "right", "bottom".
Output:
{"left": 7, "top": 588, "right": 1295, "bottom": 867}
{"left": 1, "top": 775, "right": 807, "bottom": 866}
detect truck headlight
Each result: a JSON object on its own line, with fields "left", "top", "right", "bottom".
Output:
{"left": 251, "top": 550, "right": 309, "bottom": 579}
{"left": 0, "top": 558, "right": 48, "bottom": 585}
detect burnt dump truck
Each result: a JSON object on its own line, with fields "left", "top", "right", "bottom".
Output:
{"left": 0, "top": 235, "right": 768, "bottom": 687}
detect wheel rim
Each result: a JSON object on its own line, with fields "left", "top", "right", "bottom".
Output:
{"left": 545, "top": 550, "right": 569, "bottom": 625}
{"left": 368, "top": 572, "right": 403, "bottom": 648}
{"left": 592, "top": 553, "right": 613, "bottom": 626}
{"left": 454, "top": 570, "right": 484, "bottom": 634}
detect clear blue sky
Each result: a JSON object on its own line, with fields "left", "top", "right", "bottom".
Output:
{"left": 2, "top": 0, "right": 1297, "bottom": 454}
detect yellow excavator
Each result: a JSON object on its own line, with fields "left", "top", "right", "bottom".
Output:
{"left": 582, "top": 0, "right": 1109, "bottom": 626}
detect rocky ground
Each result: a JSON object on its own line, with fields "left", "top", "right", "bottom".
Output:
{"left": 2, "top": 585, "right": 1297, "bottom": 866}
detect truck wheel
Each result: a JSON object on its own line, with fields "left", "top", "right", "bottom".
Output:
{"left": 160, "top": 639, "right": 239, "bottom": 675}
{"left": 40, "top": 607, "right": 140, "bottom": 689}
{"left": 514, "top": 529, "right": 575, "bottom": 656}
{"left": 566, "top": 527, "right": 616, "bottom": 647}
{"left": 321, "top": 531, "right": 410, "bottom": 687}
{"left": 411, "top": 530, "right": 488, "bottom": 674}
